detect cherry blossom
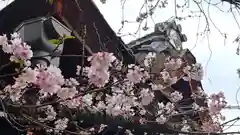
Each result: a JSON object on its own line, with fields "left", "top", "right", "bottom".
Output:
{"left": 35, "top": 65, "right": 64, "bottom": 95}
{"left": 170, "top": 91, "right": 183, "bottom": 102}
{"left": 125, "top": 129, "right": 134, "bottom": 135}
{"left": 0, "top": 34, "right": 7, "bottom": 46}
{"left": 208, "top": 91, "right": 227, "bottom": 115}
{"left": 184, "top": 63, "right": 204, "bottom": 81}
{"left": 151, "top": 83, "right": 164, "bottom": 91}
{"left": 192, "top": 102, "right": 200, "bottom": 111}
{"left": 156, "top": 115, "right": 167, "bottom": 124}
{"left": 87, "top": 52, "right": 116, "bottom": 69}
{"left": 61, "top": 96, "right": 82, "bottom": 108}
{"left": 140, "top": 88, "right": 155, "bottom": 105}
{"left": 54, "top": 118, "right": 69, "bottom": 131}
{"left": 9, "top": 43, "right": 33, "bottom": 62}
{"left": 1, "top": 33, "right": 33, "bottom": 64}
{"left": 181, "top": 124, "right": 191, "bottom": 132}
{"left": 64, "top": 78, "right": 79, "bottom": 86}
{"left": 160, "top": 70, "right": 178, "bottom": 84}
{"left": 76, "top": 65, "right": 89, "bottom": 76}
{"left": 201, "top": 121, "right": 222, "bottom": 132}
{"left": 0, "top": 34, "right": 229, "bottom": 134}
{"left": 57, "top": 87, "right": 77, "bottom": 100}
{"left": 98, "top": 124, "right": 107, "bottom": 133}
{"left": 144, "top": 52, "right": 156, "bottom": 67}
{"left": 164, "top": 57, "right": 183, "bottom": 70}
{"left": 87, "top": 52, "right": 115, "bottom": 87}
{"left": 19, "top": 67, "right": 38, "bottom": 83}
{"left": 82, "top": 93, "right": 93, "bottom": 106}
{"left": 126, "top": 64, "right": 146, "bottom": 84}
{"left": 38, "top": 105, "right": 57, "bottom": 122}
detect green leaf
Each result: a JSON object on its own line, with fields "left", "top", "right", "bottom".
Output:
{"left": 48, "top": 36, "right": 75, "bottom": 46}
{"left": 48, "top": 0, "right": 54, "bottom": 5}
{"left": 14, "top": 60, "right": 25, "bottom": 67}
{"left": 63, "top": 36, "right": 75, "bottom": 40}
{"left": 48, "top": 39, "right": 63, "bottom": 46}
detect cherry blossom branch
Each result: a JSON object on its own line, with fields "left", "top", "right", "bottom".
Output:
{"left": 221, "top": 117, "right": 240, "bottom": 126}
{"left": 0, "top": 72, "right": 21, "bottom": 79}
{"left": 0, "top": 98, "right": 25, "bottom": 132}
{"left": 167, "top": 127, "right": 240, "bottom": 135}
{"left": 0, "top": 33, "right": 229, "bottom": 134}
{"left": 8, "top": 80, "right": 125, "bottom": 108}
{"left": 32, "top": 54, "right": 88, "bottom": 59}
{"left": 0, "top": 62, "right": 13, "bottom": 72}
{"left": 22, "top": 114, "right": 87, "bottom": 135}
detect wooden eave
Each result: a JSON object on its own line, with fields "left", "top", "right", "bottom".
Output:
{"left": 0, "top": 0, "right": 135, "bottom": 62}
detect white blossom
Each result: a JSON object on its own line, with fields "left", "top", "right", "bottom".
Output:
{"left": 164, "top": 57, "right": 183, "bottom": 70}
{"left": 170, "top": 91, "right": 183, "bottom": 102}
{"left": 165, "top": 102, "right": 175, "bottom": 114}
{"left": 181, "top": 125, "right": 191, "bottom": 132}
{"left": 125, "top": 129, "right": 134, "bottom": 135}
{"left": 98, "top": 124, "right": 107, "bottom": 133}
{"left": 139, "top": 118, "right": 147, "bottom": 124}
{"left": 64, "top": 78, "right": 79, "bottom": 86}
{"left": 0, "top": 34, "right": 7, "bottom": 45}
{"left": 82, "top": 94, "right": 93, "bottom": 106}
{"left": 151, "top": 83, "right": 164, "bottom": 91}
{"left": 144, "top": 52, "right": 156, "bottom": 67}
{"left": 192, "top": 102, "right": 200, "bottom": 111}
{"left": 97, "top": 101, "right": 106, "bottom": 110}
{"left": 156, "top": 115, "right": 167, "bottom": 124}
{"left": 54, "top": 118, "right": 69, "bottom": 131}
{"left": 38, "top": 105, "right": 57, "bottom": 122}
{"left": 140, "top": 109, "right": 147, "bottom": 115}
{"left": 140, "top": 88, "right": 154, "bottom": 105}
{"left": 57, "top": 87, "right": 77, "bottom": 100}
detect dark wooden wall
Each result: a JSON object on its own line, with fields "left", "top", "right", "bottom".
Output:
{"left": 57, "top": 0, "right": 135, "bottom": 63}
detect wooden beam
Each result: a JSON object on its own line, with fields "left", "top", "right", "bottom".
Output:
{"left": 57, "top": 0, "right": 63, "bottom": 17}
{"left": 61, "top": 16, "right": 93, "bottom": 54}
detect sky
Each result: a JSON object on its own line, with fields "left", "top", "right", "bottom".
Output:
{"left": 1, "top": 0, "right": 240, "bottom": 132}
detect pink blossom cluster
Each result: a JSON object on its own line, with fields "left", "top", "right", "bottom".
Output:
{"left": 155, "top": 102, "right": 176, "bottom": 124}
{"left": 0, "top": 33, "right": 33, "bottom": 65}
{"left": 183, "top": 63, "right": 204, "bottom": 81}
{"left": 201, "top": 121, "right": 223, "bottom": 133}
{"left": 126, "top": 64, "right": 150, "bottom": 84}
{"left": 203, "top": 91, "right": 227, "bottom": 132}
{"left": 143, "top": 52, "right": 156, "bottom": 67}
{"left": 35, "top": 65, "right": 65, "bottom": 96}
{"left": 170, "top": 91, "right": 183, "bottom": 102}
{"left": 0, "top": 34, "right": 229, "bottom": 134}
{"left": 87, "top": 52, "right": 116, "bottom": 87}
{"left": 208, "top": 91, "right": 227, "bottom": 115}
{"left": 164, "top": 56, "right": 183, "bottom": 70}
